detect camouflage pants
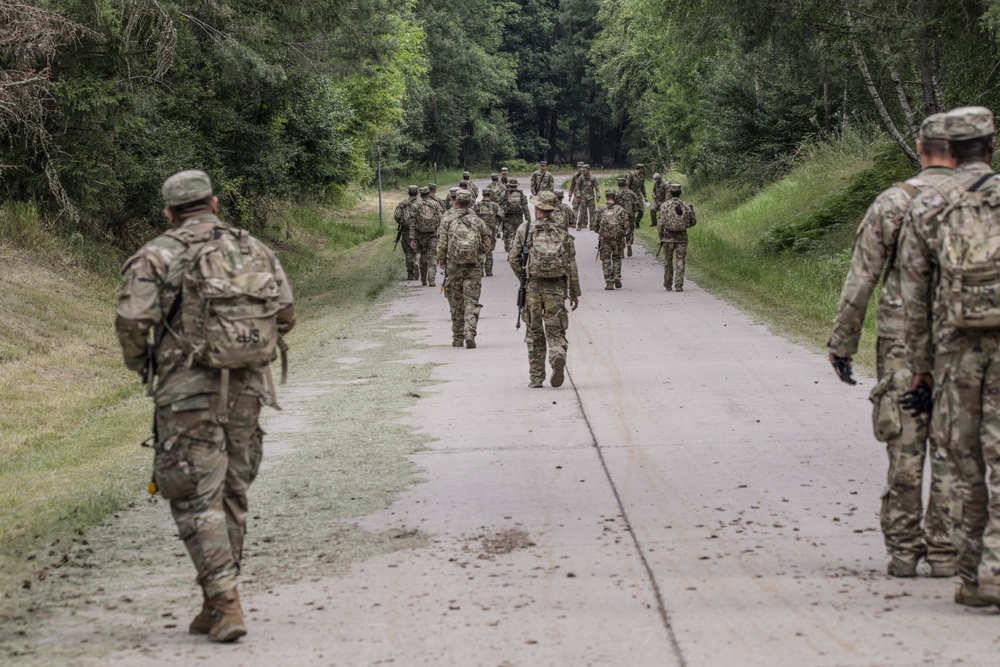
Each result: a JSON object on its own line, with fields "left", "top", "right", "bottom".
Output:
{"left": 522, "top": 291, "right": 569, "bottom": 384}
{"left": 934, "top": 336, "right": 1000, "bottom": 587}
{"left": 503, "top": 216, "right": 522, "bottom": 253}
{"left": 632, "top": 207, "right": 644, "bottom": 229}
{"left": 445, "top": 264, "right": 483, "bottom": 342}
{"left": 483, "top": 225, "right": 498, "bottom": 276}
{"left": 414, "top": 232, "right": 437, "bottom": 285}
{"left": 576, "top": 199, "right": 596, "bottom": 230}
{"left": 153, "top": 391, "right": 263, "bottom": 598}
{"left": 872, "top": 337, "right": 954, "bottom": 564}
{"left": 650, "top": 207, "right": 659, "bottom": 227}
{"left": 662, "top": 242, "right": 687, "bottom": 289}
{"left": 599, "top": 238, "right": 623, "bottom": 283}
{"left": 401, "top": 227, "right": 417, "bottom": 279}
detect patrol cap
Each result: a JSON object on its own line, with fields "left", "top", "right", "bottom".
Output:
{"left": 482, "top": 187, "right": 492, "bottom": 196}
{"left": 455, "top": 189, "right": 474, "bottom": 205}
{"left": 501, "top": 167, "right": 509, "bottom": 173}
{"left": 459, "top": 180, "right": 470, "bottom": 188}
{"left": 463, "top": 171, "right": 471, "bottom": 178}
{"left": 491, "top": 173, "right": 499, "bottom": 180}
{"left": 944, "top": 106, "right": 995, "bottom": 141}
{"left": 419, "top": 186, "right": 430, "bottom": 195}
{"left": 652, "top": 172, "right": 661, "bottom": 180}
{"left": 669, "top": 183, "right": 682, "bottom": 193}
{"left": 635, "top": 163, "right": 645, "bottom": 169}
{"left": 605, "top": 189, "right": 617, "bottom": 199}
{"left": 617, "top": 177, "right": 626, "bottom": 184}
{"left": 576, "top": 162, "right": 584, "bottom": 167}
{"left": 407, "top": 185, "right": 418, "bottom": 195}
{"left": 449, "top": 186, "right": 459, "bottom": 194}
{"left": 508, "top": 178, "right": 519, "bottom": 186}
{"left": 555, "top": 189, "right": 565, "bottom": 199}
{"left": 428, "top": 183, "right": 438, "bottom": 190}
{"left": 582, "top": 164, "right": 591, "bottom": 169}
{"left": 530, "top": 191, "right": 559, "bottom": 211}
{"left": 162, "top": 170, "right": 213, "bottom": 207}
{"left": 919, "top": 113, "right": 949, "bottom": 141}
{"left": 539, "top": 160, "right": 548, "bottom": 167}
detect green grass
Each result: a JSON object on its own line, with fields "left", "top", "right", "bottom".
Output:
{"left": 635, "top": 128, "right": 902, "bottom": 371}
{"left": 0, "top": 198, "right": 397, "bottom": 600}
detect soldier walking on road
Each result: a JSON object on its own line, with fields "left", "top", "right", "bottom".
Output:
{"left": 898, "top": 106, "right": 1000, "bottom": 607}
{"left": 650, "top": 173, "right": 668, "bottom": 228}
{"left": 624, "top": 163, "right": 648, "bottom": 229}
{"left": 394, "top": 185, "right": 419, "bottom": 280}
{"left": 568, "top": 162, "right": 584, "bottom": 223}
{"left": 115, "top": 170, "right": 296, "bottom": 643}
{"left": 595, "top": 190, "right": 629, "bottom": 290}
{"left": 573, "top": 164, "right": 601, "bottom": 231}
{"left": 411, "top": 188, "right": 443, "bottom": 286}
{"left": 615, "top": 177, "right": 638, "bottom": 257}
{"left": 488, "top": 173, "right": 504, "bottom": 202}
{"left": 428, "top": 183, "right": 446, "bottom": 211}
{"left": 554, "top": 190, "right": 574, "bottom": 230}
{"left": 530, "top": 161, "right": 555, "bottom": 196}
{"left": 502, "top": 178, "right": 529, "bottom": 253}
{"left": 829, "top": 113, "right": 957, "bottom": 578}
{"left": 462, "top": 171, "right": 479, "bottom": 200}
{"left": 473, "top": 188, "right": 503, "bottom": 277}
{"left": 500, "top": 167, "right": 510, "bottom": 188}
{"left": 438, "top": 190, "right": 492, "bottom": 348}
{"left": 508, "top": 191, "right": 581, "bottom": 388}
{"left": 658, "top": 184, "right": 696, "bottom": 291}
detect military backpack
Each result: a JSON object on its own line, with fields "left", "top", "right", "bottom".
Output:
{"left": 394, "top": 200, "right": 415, "bottom": 227}
{"left": 448, "top": 212, "right": 481, "bottom": 266}
{"left": 506, "top": 190, "right": 524, "bottom": 214}
{"left": 937, "top": 173, "right": 1000, "bottom": 329}
{"left": 663, "top": 199, "right": 694, "bottom": 233}
{"left": 527, "top": 219, "right": 570, "bottom": 279}
{"left": 415, "top": 199, "right": 440, "bottom": 233}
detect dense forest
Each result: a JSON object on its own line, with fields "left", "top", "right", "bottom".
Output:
{"left": 3, "top": 0, "right": 1000, "bottom": 236}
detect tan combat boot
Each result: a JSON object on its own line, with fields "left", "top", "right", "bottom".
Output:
{"left": 954, "top": 581, "right": 997, "bottom": 608}
{"left": 208, "top": 588, "right": 247, "bottom": 643}
{"left": 189, "top": 592, "right": 212, "bottom": 635}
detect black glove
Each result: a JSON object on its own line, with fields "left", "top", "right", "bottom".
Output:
{"left": 832, "top": 356, "right": 856, "bottom": 385}
{"left": 900, "top": 382, "right": 933, "bottom": 417}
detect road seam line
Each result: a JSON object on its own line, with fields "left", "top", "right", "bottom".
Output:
{"left": 566, "top": 368, "right": 689, "bottom": 667}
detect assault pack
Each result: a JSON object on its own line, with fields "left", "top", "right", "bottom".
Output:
{"left": 415, "top": 199, "right": 440, "bottom": 233}
{"left": 506, "top": 190, "right": 524, "bottom": 213}
{"left": 663, "top": 199, "right": 694, "bottom": 233}
{"left": 447, "top": 212, "right": 481, "bottom": 266}
{"left": 527, "top": 220, "right": 570, "bottom": 278}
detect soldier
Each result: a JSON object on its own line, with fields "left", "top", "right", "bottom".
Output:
{"left": 595, "top": 189, "right": 629, "bottom": 290}
{"left": 500, "top": 167, "right": 510, "bottom": 188}
{"left": 573, "top": 164, "right": 601, "bottom": 231}
{"left": 502, "top": 178, "right": 529, "bottom": 252}
{"left": 568, "top": 161, "right": 585, "bottom": 223}
{"left": 658, "top": 184, "right": 696, "bottom": 291}
{"left": 829, "top": 113, "right": 957, "bottom": 578}
{"left": 651, "top": 172, "right": 668, "bottom": 227}
{"left": 444, "top": 186, "right": 459, "bottom": 211}
{"left": 115, "top": 170, "right": 295, "bottom": 643}
{"left": 624, "top": 163, "right": 648, "bottom": 228}
{"left": 428, "top": 183, "right": 447, "bottom": 210}
{"left": 437, "top": 189, "right": 492, "bottom": 348}
{"left": 488, "top": 173, "right": 503, "bottom": 201}
{"left": 615, "top": 177, "right": 638, "bottom": 257}
{"left": 462, "top": 171, "right": 479, "bottom": 200}
{"left": 473, "top": 187, "right": 503, "bottom": 277}
{"left": 393, "top": 185, "right": 419, "bottom": 280}
{"left": 508, "top": 191, "right": 581, "bottom": 388}
{"left": 898, "top": 106, "right": 1000, "bottom": 606}
{"left": 411, "top": 187, "right": 443, "bottom": 286}
{"left": 554, "top": 190, "right": 574, "bottom": 231}
{"left": 530, "top": 160, "right": 555, "bottom": 196}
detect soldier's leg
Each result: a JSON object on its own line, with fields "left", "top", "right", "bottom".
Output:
{"left": 600, "top": 244, "right": 613, "bottom": 287}
{"left": 634, "top": 208, "right": 643, "bottom": 229}
{"left": 612, "top": 241, "right": 622, "bottom": 281}
{"left": 650, "top": 208, "right": 659, "bottom": 227}
{"left": 484, "top": 233, "right": 495, "bottom": 276}
{"left": 445, "top": 278, "right": 464, "bottom": 344}
{"left": 540, "top": 293, "right": 568, "bottom": 366}
{"left": 572, "top": 199, "right": 582, "bottom": 230}
{"left": 222, "top": 392, "right": 264, "bottom": 566}
{"left": 674, "top": 243, "right": 688, "bottom": 290}
{"left": 403, "top": 238, "right": 417, "bottom": 280}
{"left": 524, "top": 294, "right": 546, "bottom": 386}
{"left": 874, "top": 338, "right": 932, "bottom": 571}
{"left": 663, "top": 242, "right": 674, "bottom": 289}
{"left": 463, "top": 272, "right": 483, "bottom": 341}
{"left": 586, "top": 200, "right": 596, "bottom": 230}
{"left": 424, "top": 239, "right": 437, "bottom": 286}
{"left": 154, "top": 398, "right": 236, "bottom": 598}
{"left": 975, "top": 342, "right": 1000, "bottom": 590}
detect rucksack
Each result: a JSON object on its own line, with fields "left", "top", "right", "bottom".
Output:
{"left": 506, "top": 190, "right": 523, "bottom": 213}
{"left": 938, "top": 173, "right": 1000, "bottom": 329}
{"left": 598, "top": 206, "right": 625, "bottom": 239}
{"left": 527, "top": 220, "right": 570, "bottom": 278}
{"left": 663, "top": 199, "right": 693, "bottom": 232}
{"left": 394, "top": 200, "right": 414, "bottom": 226}
{"left": 448, "top": 213, "right": 481, "bottom": 266}
{"left": 416, "top": 199, "right": 440, "bottom": 232}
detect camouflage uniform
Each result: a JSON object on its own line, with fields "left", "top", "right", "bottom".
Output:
{"left": 595, "top": 195, "right": 629, "bottom": 288}
{"left": 899, "top": 108, "right": 1000, "bottom": 594}
{"left": 555, "top": 199, "right": 574, "bottom": 231}
{"left": 614, "top": 180, "right": 638, "bottom": 249}
{"left": 658, "top": 193, "right": 697, "bottom": 290}
{"left": 625, "top": 166, "right": 647, "bottom": 228}
{"left": 473, "top": 196, "right": 503, "bottom": 276}
{"left": 573, "top": 170, "right": 601, "bottom": 230}
{"left": 568, "top": 163, "right": 584, "bottom": 222}
{"left": 115, "top": 171, "right": 295, "bottom": 617}
{"left": 502, "top": 181, "right": 530, "bottom": 253}
{"left": 508, "top": 195, "right": 582, "bottom": 387}
{"left": 829, "top": 155, "right": 957, "bottom": 571}
{"left": 411, "top": 195, "right": 442, "bottom": 286}
{"left": 437, "top": 192, "right": 492, "bottom": 346}
{"left": 530, "top": 165, "right": 555, "bottom": 195}
{"left": 651, "top": 175, "right": 668, "bottom": 227}
{"left": 393, "top": 189, "right": 419, "bottom": 280}
{"left": 462, "top": 173, "right": 479, "bottom": 200}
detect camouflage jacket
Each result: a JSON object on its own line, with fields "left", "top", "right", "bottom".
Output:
{"left": 828, "top": 166, "right": 954, "bottom": 358}
{"left": 568, "top": 171, "right": 583, "bottom": 199}
{"left": 530, "top": 170, "right": 555, "bottom": 195}
{"left": 658, "top": 197, "right": 697, "bottom": 243}
{"left": 573, "top": 175, "right": 601, "bottom": 202}
{"left": 410, "top": 198, "right": 443, "bottom": 242}
{"left": 625, "top": 172, "right": 647, "bottom": 200}
{"left": 503, "top": 189, "right": 530, "bottom": 222}
{"left": 507, "top": 218, "right": 582, "bottom": 297}
{"left": 473, "top": 200, "right": 503, "bottom": 231}
{"left": 436, "top": 209, "right": 492, "bottom": 269}
{"left": 115, "top": 214, "right": 294, "bottom": 406}
{"left": 429, "top": 194, "right": 447, "bottom": 210}
{"left": 899, "top": 161, "right": 993, "bottom": 374}
{"left": 466, "top": 181, "right": 480, "bottom": 200}
{"left": 652, "top": 179, "right": 669, "bottom": 210}
{"left": 616, "top": 187, "right": 640, "bottom": 216}
{"left": 393, "top": 197, "right": 417, "bottom": 230}
{"left": 554, "top": 203, "right": 574, "bottom": 229}
{"left": 595, "top": 203, "right": 629, "bottom": 239}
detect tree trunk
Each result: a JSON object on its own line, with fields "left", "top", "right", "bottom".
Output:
{"left": 843, "top": 3, "right": 919, "bottom": 167}
{"left": 883, "top": 44, "right": 918, "bottom": 139}
{"left": 823, "top": 81, "right": 832, "bottom": 134}
{"left": 548, "top": 112, "right": 558, "bottom": 163}
{"left": 913, "top": 1, "right": 940, "bottom": 115}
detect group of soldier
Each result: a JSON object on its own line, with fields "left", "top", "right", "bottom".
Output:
{"left": 829, "top": 106, "right": 1000, "bottom": 611}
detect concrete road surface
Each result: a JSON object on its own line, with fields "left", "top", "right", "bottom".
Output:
{"left": 90, "top": 179, "right": 999, "bottom": 666}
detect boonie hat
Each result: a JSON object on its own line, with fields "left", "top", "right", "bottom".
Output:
{"left": 944, "top": 106, "right": 995, "bottom": 141}
{"left": 919, "top": 113, "right": 949, "bottom": 141}
{"left": 455, "top": 189, "right": 474, "bottom": 205}
{"left": 530, "top": 191, "right": 559, "bottom": 211}
{"left": 162, "top": 170, "right": 213, "bottom": 207}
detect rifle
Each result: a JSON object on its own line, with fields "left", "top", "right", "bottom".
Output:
{"left": 440, "top": 268, "right": 447, "bottom": 294}
{"left": 655, "top": 242, "right": 662, "bottom": 258}
{"left": 393, "top": 223, "right": 403, "bottom": 251}
{"left": 515, "top": 218, "right": 531, "bottom": 330}
{"left": 595, "top": 237, "right": 602, "bottom": 262}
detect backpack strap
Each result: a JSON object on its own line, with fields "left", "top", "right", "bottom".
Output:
{"left": 894, "top": 182, "right": 919, "bottom": 198}
{"left": 969, "top": 173, "right": 997, "bottom": 193}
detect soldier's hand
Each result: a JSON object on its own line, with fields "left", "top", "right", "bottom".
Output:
{"left": 828, "top": 353, "right": 856, "bottom": 385}
{"left": 409, "top": 240, "right": 417, "bottom": 251}
{"left": 570, "top": 295, "right": 579, "bottom": 311}
{"left": 901, "top": 379, "right": 933, "bottom": 417}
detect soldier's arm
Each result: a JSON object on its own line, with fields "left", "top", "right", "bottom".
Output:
{"left": 688, "top": 206, "right": 697, "bottom": 228}
{"left": 900, "top": 206, "right": 939, "bottom": 375}
{"left": 436, "top": 224, "right": 449, "bottom": 263}
{"left": 508, "top": 225, "right": 525, "bottom": 277}
{"left": 828, "top": 198, "right": 892, "bottom": 358}
{"left": 115, "top": 253, "right": 162, "bottom": 374}
{"left": 270, "top": 252, "right": 296, "bottom": 335}
{"left": 478, "top": 219, "right": 491, "bottom": 254}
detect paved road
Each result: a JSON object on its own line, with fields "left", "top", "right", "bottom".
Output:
{"left": 92, "top": 179, "right": 999, "bottom": 666}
